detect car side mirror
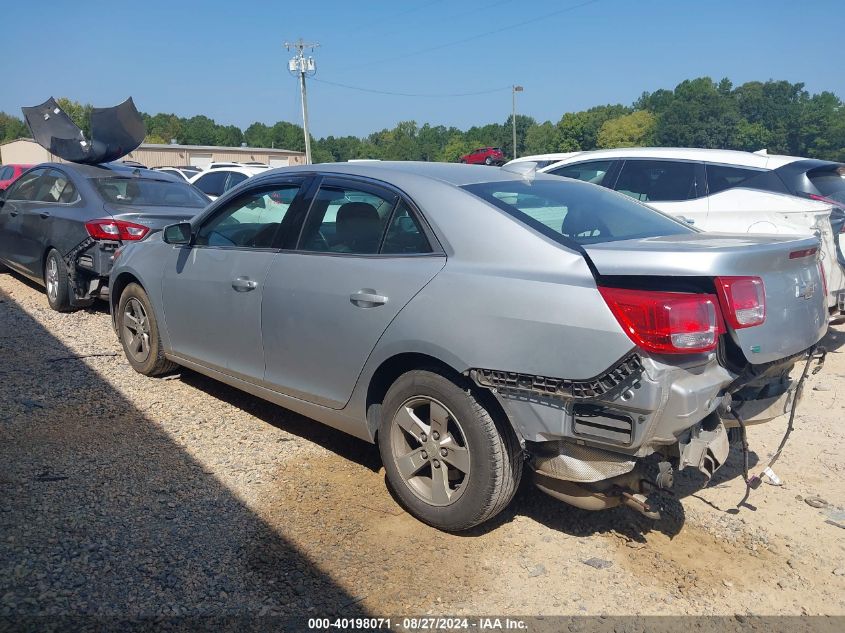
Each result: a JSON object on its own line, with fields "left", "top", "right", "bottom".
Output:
{"left": 163, "top": 222, "right": 192, "bottom": 245}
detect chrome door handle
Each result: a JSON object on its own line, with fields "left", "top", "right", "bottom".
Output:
{"left": 350, "top": 290, "right": 388, "bottom": 307}
{"left": 231, "top": 277, "right": 258, "bottom": 292}
{"left": 39, "top": 211, "right": 51, "bottom": 219}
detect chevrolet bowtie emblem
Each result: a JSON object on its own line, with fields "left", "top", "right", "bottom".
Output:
{"left": 797, "top": 282, "right": 816, "bottom": 300}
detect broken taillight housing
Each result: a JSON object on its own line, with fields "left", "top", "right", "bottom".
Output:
{"left": 598, "top": 287, "right": 721, "bottom": 354}
{"left": 85, "top": 219, "right": 149, "bottom": 241}
{"left": 714, "top": 276, "right": 766, "bottom": 329}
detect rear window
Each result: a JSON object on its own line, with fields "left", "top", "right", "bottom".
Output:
{"left": 463, "top": 179, "right": 694, "bottom": 246}
{"left": 93, "top": 177, "right": 208, "bottom": 207}
{"left": 706, "top": 164, "right": 766, "bottom": 194}
{"left": 808, "top": 166, "right": 845, "bottom": 204}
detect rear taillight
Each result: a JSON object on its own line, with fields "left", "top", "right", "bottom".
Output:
{"left": 598, "top": 287, "right": 721, "bottom": 354}
{"left": 819, "top": 262, "right": 828, "bottom": 298}
{"left": 85, "top": 219, "right": 149, "bottom": 242}
{"left": 714, "top": 276, "right": 766, "bottom": 329}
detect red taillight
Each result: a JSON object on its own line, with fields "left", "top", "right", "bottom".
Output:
{"left": 598, "top": 287, "right": 721, "bottom": 354}
{"left": 714, "top": 276, "right": 766, "bottom": 329}
{"left": 819, "top": 262, "right": 828, "bottom": 298}
{"left": 789, "top": 247, "right": 818, "bottom": 259}
{"left": 85, "top": 219, "right": 149, "bottom": 242}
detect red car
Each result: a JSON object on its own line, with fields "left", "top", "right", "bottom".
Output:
{"left": 0, "top": 164, "right": 33, "bottom": 191}
{"left": 459, "top": 147, "right": 505, "bottom": 166}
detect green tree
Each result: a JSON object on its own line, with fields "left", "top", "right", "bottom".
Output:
{"left": 653, "top": 77, "right": 740, "bottom": 148}
{"left": 56, "top": 97, "right": 93, "bottom": 137}
{"left": 557, "top": 104, "right": 630, "bottom": 151}
{"left": 523, "top": 121, "right": 559, "bottom": 155}
{"left": 0, "top": 112, "right": 28, "bottom": 142}
{"left": 597, "top": 110, "right": 656, "bottom": 148}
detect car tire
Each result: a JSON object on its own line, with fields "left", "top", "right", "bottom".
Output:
{"left": 459, "top": 159, "right": 467, "bottom": 164}
{"left": 44, "top": 249, "right": 74, "bottom": 312}
{"left": 378, "top": 369, "right": 522, "bottom": 531}
{"left": 484, "top": 156, "right": 493, "bottom": 166}
{"left": 117, "top": 282, "right": 177, "bottom": 376}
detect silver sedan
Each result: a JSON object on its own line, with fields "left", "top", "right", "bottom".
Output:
{"left": 110, "top": 162, "right": 827, "bottom": 530}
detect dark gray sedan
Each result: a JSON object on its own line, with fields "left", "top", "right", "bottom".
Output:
{"left": 0, "top": 162, "right": 208, "bottom": 311}
{"left": 110, "top": 162, "right": 827, "bottom": 531}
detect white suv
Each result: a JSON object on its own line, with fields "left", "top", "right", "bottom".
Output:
{"left": 189, "top": 166, "right": 267, "bottom": 201}
{"left": 539, "top": 148, "right": 845, "bottom": 312}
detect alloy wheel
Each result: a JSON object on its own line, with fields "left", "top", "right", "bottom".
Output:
{"left": 46, "top": 257, "right": 59, "bottom": 302}
{"left": 122, "top": 298, "right": 152, "bottom": 363}
{"left": 389, "top": 396, "right": 471, "bottom": 506}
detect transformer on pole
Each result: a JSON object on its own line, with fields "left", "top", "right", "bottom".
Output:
{"left": 285, "top": 39, "right": 319, "bottom": 164}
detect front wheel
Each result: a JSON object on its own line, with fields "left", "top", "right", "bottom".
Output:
{"left": 484, "top": 156, "right": 493, "bottom": 165}
{"left": 117, "top": 283, "right": 177, "bottom": 376}
{"left": 378, "top": 370, "right": 522, "bottom": 531}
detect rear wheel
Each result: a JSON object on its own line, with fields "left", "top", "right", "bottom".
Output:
{"left": 378, "top": 369, "right": 522, "bottom": 531}
{"left": 117, "top": 283, "right": 177, "bottom": 376}
{"left": 44, "top": 249, "right": 73, "bottom": 312}
{"left": 459, "top": 159, "right": 467, "bottom": 164}
{"left": 484, "top": 156, "right": 493, "bottom": 166}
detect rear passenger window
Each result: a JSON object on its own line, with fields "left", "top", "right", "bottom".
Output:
{"left": 548, "top": 160, "right": 613, "bottom": 186}
{"left": 193, "top": 171, "right": 228, "bottom": 196}
{"left": 706, "top": 164, "right": 764, "bottom": 195}
{"left": 299, "top": 185, "right": 397, "bottom": 254}
{"left": 614, "top": 160, "right": 699, "bottom": 202}
{"left": 381, "top": 202, "right": 432, "bottom": 254}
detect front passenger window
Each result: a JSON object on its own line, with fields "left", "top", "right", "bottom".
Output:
{"left": 195, "top": 184, "right": 301, "bottom": 248}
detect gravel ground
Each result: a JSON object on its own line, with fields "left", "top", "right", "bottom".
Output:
{"left": 1, "top": 269, "right": 844, "bottom": 622}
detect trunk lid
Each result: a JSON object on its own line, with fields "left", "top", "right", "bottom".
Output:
{"left": 104, "top": 204, "right": 201, "bottom": 232}
{"left": 584, "top": 232, "right": 827, "bottom": 364}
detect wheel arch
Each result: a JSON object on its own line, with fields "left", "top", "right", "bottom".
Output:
{"left": 364, "top": 352, "right": 518, "bottom": 445}
{"left": 110, "top": 271, "right": 144, "bottom": 315}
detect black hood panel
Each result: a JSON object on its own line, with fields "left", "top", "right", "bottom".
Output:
{"left": 22, "top": 97, "right": 145, "bottom": 165}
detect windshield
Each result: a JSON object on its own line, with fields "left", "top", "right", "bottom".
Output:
{"left": 93, "top": 177, "right": 208, "bottom": 207}
{"left": 463, "top": 178, "right": 694, "bottom": 246}
{"left": 808, "top": 166, "right": 845, "bottom": 204}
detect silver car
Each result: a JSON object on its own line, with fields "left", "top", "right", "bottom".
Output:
{"left": 110, "top": 162, "right": 828, "bottom": 531}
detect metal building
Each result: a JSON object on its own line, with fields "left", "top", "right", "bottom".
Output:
{"left": 1, "top": 139, "right": 305, "bottom": 169}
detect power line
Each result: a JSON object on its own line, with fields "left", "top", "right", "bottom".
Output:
{"left": 351, "top": 0, "right": 447, "bottom": 35}
{"left": 310, "top": 77, "right": 512, "bottom": 98}
{"left": 339, "top": 0, "right": 602, "bottom": 71}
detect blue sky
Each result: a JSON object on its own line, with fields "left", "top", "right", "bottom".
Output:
{"left": 2, "top": 0, "right": 842, "bottom": 138}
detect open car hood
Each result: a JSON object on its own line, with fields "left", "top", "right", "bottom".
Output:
{"left": 22, "top": 97, "right": 145, "bottom": 165}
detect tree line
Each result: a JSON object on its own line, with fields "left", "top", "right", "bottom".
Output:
{"left": 2, "top": 77, "right": 844, "bottom": 163}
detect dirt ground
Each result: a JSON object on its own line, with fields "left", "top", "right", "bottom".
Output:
{"left": 1, "top": 269, "right": 844, "bottom": 620}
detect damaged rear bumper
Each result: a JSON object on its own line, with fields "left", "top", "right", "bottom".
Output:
{"left": 472, "top": 345, "right": 822, "bottom": 516}
{"left": 63, "top": 239, "right": 119, "bottom": 303}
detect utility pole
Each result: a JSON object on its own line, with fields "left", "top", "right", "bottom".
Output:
{"left": 512, "top": 85, "right": 523, "bottom": 161}
{"left": 285, "top": 39, "right": 319, "bottom": 164}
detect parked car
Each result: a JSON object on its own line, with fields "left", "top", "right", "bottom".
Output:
{"left": 0, "top": 164, "right": 33, "bottom": 190}
{"left": 153, "top": 166, "right": 202, "bottom": 182}
{"left": 189, "top": 166, "right": 266, "bottom": 200}
{"left": 504, "top": 152, "right": 581, "bottom": 169}
{"left": 760, "top": 155, "right": 845, "bottom": 269}
{"left": 110, "top": 162, "right": 827, "bottom": 531}
{"left": 0, "top": 162, "right": 209, "bottom": 311}
{"left": 460, "top": 147, "right": 505, "bottom": 166}
{"left": 540, "top": 148, "right": 845, "bottom": 313}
